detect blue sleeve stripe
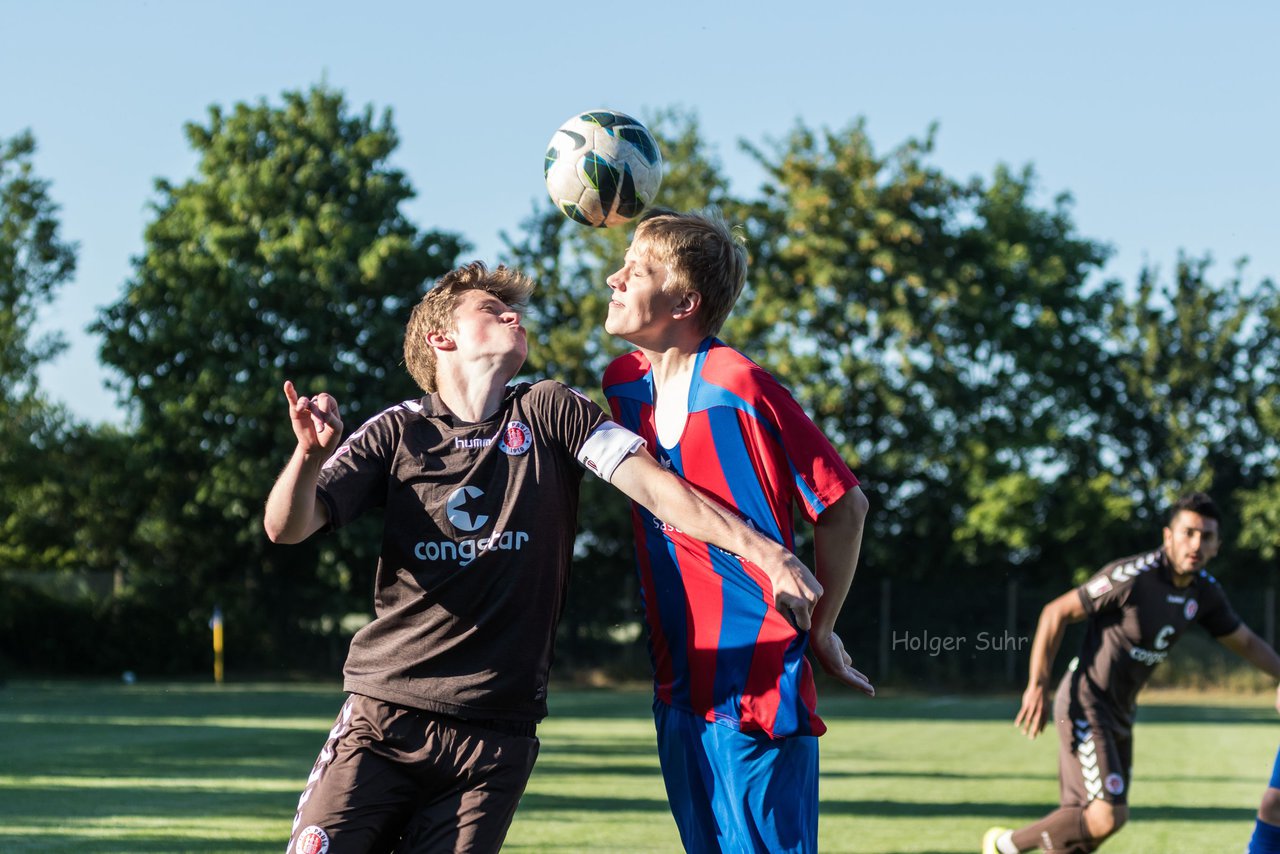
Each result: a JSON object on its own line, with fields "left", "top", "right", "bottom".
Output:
{"left": 792, "top": 465, "right": 827, "bottom": 516}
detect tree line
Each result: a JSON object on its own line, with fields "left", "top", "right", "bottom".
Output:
{"left": 2, "top": 86, "right": 1276, "bottom": 684}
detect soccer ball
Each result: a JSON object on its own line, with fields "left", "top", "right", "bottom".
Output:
{"left": 544, "top": 110, "right": 663, "bottom": 228}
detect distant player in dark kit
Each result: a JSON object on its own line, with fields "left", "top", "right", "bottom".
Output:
{"left": 983, "top": 493, "right": 1280, "bottom": 854}
{"left": 265, "top": 262, "right": 827, "bottom": 854}
{"left": 601, "top": 208, "right": 873, "bottom": 854}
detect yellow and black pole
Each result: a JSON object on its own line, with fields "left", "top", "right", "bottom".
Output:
{"left": 211, "top": 606, "right": 224, "bottom": 685}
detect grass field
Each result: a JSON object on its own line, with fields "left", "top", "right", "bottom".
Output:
{"left": 0, "top": 680, "right": 1273, "bottom": 853}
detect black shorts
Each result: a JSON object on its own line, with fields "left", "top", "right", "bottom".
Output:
{"left": 1054, "top": 672, "right": 1132, "bottom": 807}
{"left": 287, "top": 693, "right": 540, "bottom": 854}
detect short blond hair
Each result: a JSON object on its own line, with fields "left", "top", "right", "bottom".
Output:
{"left": 634, "top": 208, "right": 747, "bottom": 336}
{"left": 403, "top": 261, "right": 535, "bottom": 393}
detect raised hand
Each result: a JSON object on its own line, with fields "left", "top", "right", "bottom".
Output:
{"left": 283, "top": 380, "right": 343, "bottom": 456}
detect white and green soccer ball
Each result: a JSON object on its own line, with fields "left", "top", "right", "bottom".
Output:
{"left": 544, "top": 109, "right": 663, "bottom": 228}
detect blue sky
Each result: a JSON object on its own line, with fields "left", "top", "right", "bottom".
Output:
{"left": 3, "top": 1, "right": 1277, "bottom": 424}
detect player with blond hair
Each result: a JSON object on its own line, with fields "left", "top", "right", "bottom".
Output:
{"left": 602, "top": 209, "right": 873, "bottom": 853}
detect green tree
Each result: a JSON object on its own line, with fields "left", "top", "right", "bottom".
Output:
{"left": 93, "top": 86, "right": 463, "bottom": 667}
{"left": 1238, "top": 281, "right": 1280, "bottom": 564}
{"left": 0, "top": 130, "right": 78, "bottom": 571}
{"left": 734, "top": 121, "right": 1118, "bottom": 582}
{"left": 1103, "top": 257, "right": 1280, "bottom": 564}
{"left": 0, "top": 130, "right": 76, "bottom": 404}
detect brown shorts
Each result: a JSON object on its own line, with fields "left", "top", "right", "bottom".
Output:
{"left": 287, "top": 693, "right": 540, "bottom": 854}
{"left": 1054, "top": 672, "right": 1132, "bottom": 807}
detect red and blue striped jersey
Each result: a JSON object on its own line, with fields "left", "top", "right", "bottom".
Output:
{"left": 603, "top": 338, "right": 859, "bottom": 738}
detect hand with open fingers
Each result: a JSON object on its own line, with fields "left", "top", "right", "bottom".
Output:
{"left": 810, "top": 629, "right": 875, "bottom": 696}
{"left": 1014, "top": 684, "right": 1051, "bottom": 739}
{"left": 283, "top": 380, "right": 343, "bottom": 456}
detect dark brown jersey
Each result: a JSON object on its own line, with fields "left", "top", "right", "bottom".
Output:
{"left": 1072, "top": 548, "right": 1241, "bottom": 726}
{"left": 314, "top": 380, "right": 609, "bottom": 724}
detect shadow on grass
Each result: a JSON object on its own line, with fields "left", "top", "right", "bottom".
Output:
{"left": 822, "top": 799, "right": 1047, "bottom": 821}
{"left": 0, "top": 836, "right": 283, "bottom": 854}
{"left": 2, "top": 784, "right": 295, "bottom": 819}
{"left": 1134, "top": 704, "right": 1278, "bottom": 725}
{"left": 1131, "top": 804, "right": 1260, "bottom": 822}
{"left": 532, "top": 760, "right": 661, "bottom": 777}
{"left": 820, "top": 798, "right": 1258, "bottom": 825}
{"left": 3, "top": 721, "right": 321, "bottom": 780}
{"left": 537, "top": 740, "right": 657, "bottom": 758}
{"left": 516, "top": 791, "right": 671, "bottom": 813}
{"left": 819, "top": 769, "right": 1056, "bottom": 784}
{"left": 816, "top": 697, "right": 1278, "bottom": 726}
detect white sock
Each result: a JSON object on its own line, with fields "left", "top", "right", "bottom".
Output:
{"left": 996, "top": 831, "right": 1019, "bottom": 854}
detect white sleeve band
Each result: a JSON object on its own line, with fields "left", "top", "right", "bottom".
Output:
{"left": 577, "top": 421, "right": 646, "bottom": 483}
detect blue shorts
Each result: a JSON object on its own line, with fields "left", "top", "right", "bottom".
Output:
{"left": 653, "top": 699, "right": 819, "bottom": 854}
{"left": 1271, "top": 744, "right": 1280, "bottom": 790}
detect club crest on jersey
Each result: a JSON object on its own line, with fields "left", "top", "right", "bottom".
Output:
{"left": 499, "top": 421, "right": 533, "bottom": 456}
{"left": 295, "top": 826, "right": 330, "bottom": 854}
{"left": 1104, "top": 773, "right": 1125, "bottom": 795}
{"left": 1086, "top": 576, "right": 1113, "bottom": 599}
{"left": 1184, "top": 599, "right": 1198, "bottom": 620}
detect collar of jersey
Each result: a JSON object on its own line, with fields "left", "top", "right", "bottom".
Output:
{"left": 419, "top": 384, "right": 526, "bottom": 424}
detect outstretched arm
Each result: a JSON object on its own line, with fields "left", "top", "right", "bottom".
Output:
{"left": 1015, "top": 589, "right": 1087, "bottom": 739}
{"left": 263, "top": 381, "right": 343, "bottom": 544}
{"left": 608, "top": 448, "right": 824, "bottom": 630}
{"left": 1218, "top": 624, "right": 1280, "bottom": 682}
{"left": 808, "top": 487, "right": 874, "bottom": 696}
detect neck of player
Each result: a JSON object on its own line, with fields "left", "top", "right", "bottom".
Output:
{"left": 435, "top": 358, "right": 519, "bottom": 423}
{"left": 643, "top": 345, "right": 700, "bottom": 395}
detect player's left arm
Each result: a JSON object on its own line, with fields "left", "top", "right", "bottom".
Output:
{"left": 1217, "top": 624, "right": 1280, "bottom": 681}
{"left": 808, "top": 487, "right": 875, "bottom": 696}
{"left": 607, "top": 447, "right": 824, "bottom": 629}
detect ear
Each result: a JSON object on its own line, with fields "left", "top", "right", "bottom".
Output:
{"left": 427, "top": 330, "right": 456, "bottom": 351}
{"left": 672, "top": 290, "right": 702, "bottom": 322}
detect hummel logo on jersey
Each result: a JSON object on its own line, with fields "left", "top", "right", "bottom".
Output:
{"left": 447, "top": 486, "right": 489, "bottom": 532}
{"left": 455, "top": 436, "right": 495, "bottom": 450}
